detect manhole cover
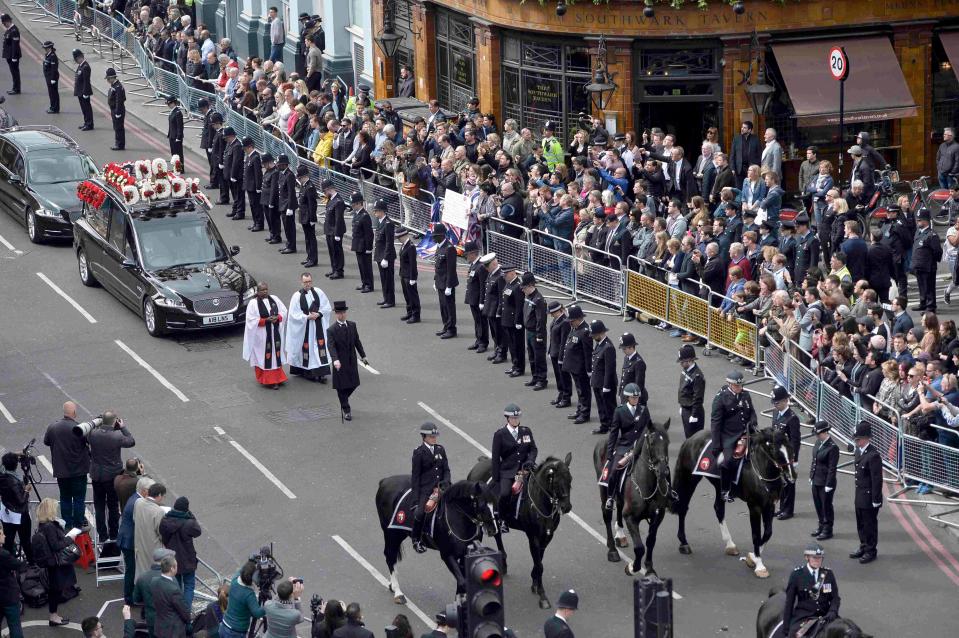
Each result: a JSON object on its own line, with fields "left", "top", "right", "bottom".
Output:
{"left": 177, "top": 337, "right": 234, "bottom": 352}
{"left": 263, "top": 405, "right": 335, "bottom": 424}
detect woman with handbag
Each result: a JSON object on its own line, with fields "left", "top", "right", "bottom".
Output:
{"left": 31, "top": 498, "right": 77, "bottom": 626}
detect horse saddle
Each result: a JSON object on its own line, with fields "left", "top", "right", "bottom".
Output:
{"left": 597, "top": 455, "right": 633, "bottom": 496}
{"left": 693, "top": 443, "right": 745, "bottom": 483}
{"left": 769, "top": 618, "right": 825, "bottom": 638}
{"left": 387, "top": 488, "right": 437, "bottom": 533}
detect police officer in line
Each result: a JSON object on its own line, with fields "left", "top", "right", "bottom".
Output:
{"left": 1, "top": 14, "right": 21, "bottom": 95}
{"left": 771, "top": 385, "right": 801, "bottom": 520}
{"left": 851, "top": 421, "right": 882, "bottom": 564}
{"left": 520, "top": 272, "right": 548, "bottom": 391}
{"left": 617, "top": 333, "right": 647, "bottom": 406}
{"left": 464, "top": 241, "right": 489, "bottom": 353}
{"left": 433, "top": 224, "right": 459, "bottom": 339}
{"left": 589, "top": 320, "right": 617, "bottom": 435}
{"left": 409, "top": 422, "right": 450, "bottom": 553}
{"left": 209, "top": 115, "right": 227, "bottom": 197}
{"left": 491, "top": 404, "right": 537, "bottom": 534}
{"left": 562, "top": 305, "right": 592, "bottom": 424}
{"left": 276, "top": 154, "right": 298, "bottom": 254}
{"left": 351, "top": 192, "right": 375, "bottom": 293}
{"left": 543, "top": 589, "right": 578, "bottom": 638}
{"left": 397, "top": 226, "right": 420, "bottom": 323}
{"left": 499, "top": 266, "right": 524, "bottom": 374}
{"left": 481, "top": 253, "right": 505, "bottom": 363}
{"left": 198, "top": 98, "right": 217, "bottom": 188}
{"left": 548, "top": 301, "right": 572, "bottom": 409}
{"left": 241, "top": 137, "right": 263, "bottom": 231}
{"left": 321, "top": 179, "right": 346, "bottom": 279}
{"left": 677, "top": 345, "right": 706, "bottom": 439}
{"left": 260, "top": 153, "right": 281, "bottom": 243}
{"left": 810, "top": 420, "right": 839, "bottom": 541}
{"left": 72, "top": 48, "right": 93, "bottom": 130}
{"left": 911, "top": 207, "right": 942, "bottom": 313}
{"left": 165, "top": 94, "right": 184, "bottom": 160}
{"left": 220, "top": 126, "right": 242, "bottom": 213}
{"left": 710, "top": 370, "right": 758, "bottom": 502}
{"left": 296, "top": 165, "right": 318, "bottom": 268}
{"left": 603, "top": 383, "right": 650, "bottom": 510}
{"left": 782, "top": 543, "right": 841, "bottom": 638}
{"left": 793, "top": 213, "right": 820, "bottom": 285}
{"left": 105, "top": 68, "right": 125, "bottom": 151}
{"left": 42, "top": 41, "right": 59, "bottom": 114}
{"left": 372, "top": 200, "right": 395, "bottom": 307}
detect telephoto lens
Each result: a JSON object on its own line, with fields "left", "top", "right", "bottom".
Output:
{"left": 72, "top": 416, "right": 103, "bottom": 437}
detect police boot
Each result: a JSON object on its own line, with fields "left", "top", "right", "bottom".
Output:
{"left": 496, "top": 516, "right": 510, "bottom": 534}
{"left": 720, "top": 469, "right": 734, "bottom": 502}
{"left": 410, "top": 518, "right": 427, "bottom": 554}
{"left": 605, "top": 496, "right": 615, "bottom": 511}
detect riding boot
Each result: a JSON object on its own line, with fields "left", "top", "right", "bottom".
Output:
{"left": 720, "top": 467, "right": 734, "bottom": 502}
{"left": 410, "top": 517, "right": 427, "bottom": 553}
{"left": 496, "top": 515, "right": 510, "bottom": 534}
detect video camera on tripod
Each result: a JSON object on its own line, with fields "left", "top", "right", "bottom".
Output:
{"left": 250, "top": 544, "right": 283, "bottom": 599}
{"left": 15, "top": 438, "right": 38, "bottom": 473}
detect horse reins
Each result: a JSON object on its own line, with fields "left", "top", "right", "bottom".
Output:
{"left": 442, "top": 497, "right": 485, "bottom": 543}
{"left": 526, "top": 464, "right": 563, "bottom": 533}
{"left": 631, "top": 431, "right": 671, "bottom": 502}
{"left": 749, "top": 440, "right": 793, "bottom": 489}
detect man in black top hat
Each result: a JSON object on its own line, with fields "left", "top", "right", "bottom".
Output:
{"left": 372, "top": 200, "right": 396, "bottom": 307}
{"left": 771, "top": 385, "right": 802, "bottom": 520}
{"left": 261, "top": 153, "right": 281, "bottom": 242}
{"left": 543, "top": 589, "right": 578, "bottom": 638}
{"left": 1, "top": 15, "right": 20, "bottom": 95}
{"left": 397, "top": 226, "right": 420, "bottom": 322}
{"left": 322, "top": 179, "right": 346, "bottom": 278}
{"left": 499, "top": 266, "right": 524, "bottom": 371}
{"left": 464, "top": 241, "right": 489, "bottom": 352}
{"left": 589, "top": 320, "right": 617, "bottom": 435}
{"left": 42, "top": 40, "right": 59, "bottom": 113}
{"left": 491, "top": 403, "right": 537, "bottom": 533}
{"left": 676, "top": 345, "right": 706, "bottom": 438}
{"left": 617, "top": 332, "right": 647, "bottom": 405}
{"left": 296, "top": 166, "right": 318, "bottom": 267}
{"left": 222, "top": 127, "right": 243, "bottom": 214}
{"left": 563, "top": 305, "right": 592, "bottom": 423}
{"left": 548, "top": 302, "right": 572, "bottom": 408}
{"left": 851, "top": 421, "right": 882, "bottom": 563}
{"left": 433, "top": 224, "right": 458, "bottom": 338}
{"left": 911, "top": 207, "right": 942, "bottom": 313}
{"left": 350, "top": 192, "right": 375, "bottom": 292}
{"left": 165, "top": 95, "right": 184, "bottom": 159}
{"left": 410, "top": 422, "right": 451, "bottom": 553}
{"left": 783, "top": 542, "right": 841, "bottom": 637}
{"left": 327, "top": 300, "right": 368, "bottom": 422}
{"left": 710, "top": 370, "right": 758, "bottom": 501}
{"left": 73, "top": 48, "right": 93, "bottom": 130}
{"left": 242, "top": 138, "right": 264, "bottom": 231}
{"left": 105, "top": 68, "right": 126, "bottom": 150}
{"left": 276, "top": 155, "right": 298, "bottom": 253}
{"left": 521, "top": 272, "right": 548, "bottom": 390}
{"left": 810, "top": 420, "right": 839, "bottom": 540}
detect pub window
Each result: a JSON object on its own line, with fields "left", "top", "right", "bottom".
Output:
{"left": 933, "top": 36, "right": 959, "bottom": 141}
{"left": 392, "top": 0, "right": 415, "bottom": 89}
{"left": 435, "top": 9, "right": 476, "bottom": 113}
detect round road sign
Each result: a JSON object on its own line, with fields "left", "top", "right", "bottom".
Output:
{"left": 829, "top": 46, "right": 848, "bottom": 81}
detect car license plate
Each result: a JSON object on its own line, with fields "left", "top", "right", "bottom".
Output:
{"left": 202, "top": 313, "right": 234, "bottom": 325}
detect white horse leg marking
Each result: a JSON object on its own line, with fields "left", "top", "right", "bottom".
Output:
{"left": 719, "top": 521, "right": 735, "bottom": 549}
{"left": 615, "top": 523, "right": 627, "bottom": 541}
{"left": 753, "top": 554, "right": 769, "bottom": 578}
{"left": 390, "top": 568, "right": 403, "bottom": 597}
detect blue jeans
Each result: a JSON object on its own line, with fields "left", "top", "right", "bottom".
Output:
{"left": 177, "top": 571, "right": 196, "bottom": 609}
{"left": 939, "top": 172, "right": 954, "bottom": 190}
{"left": 269, "top": 44, "right": 284, "bottom": 62}
{"left": 57, "top": 475, "right": 87, "bottom": 530}
{"left": 1, "top": 603, "right": 23, "bottom": 638}
{"left": 122, "top": 547, "right": 136, "bottom": 603}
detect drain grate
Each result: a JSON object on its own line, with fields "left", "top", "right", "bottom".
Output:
{"left": 177, "top": 337, "right": 234, "bottom": 352}
{"left": 263, "top": 405, "right": 335, "bottom": 424}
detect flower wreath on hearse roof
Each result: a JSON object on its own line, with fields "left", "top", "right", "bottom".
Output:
{"left": 77, "top": 155, "right": 211, "bottom": 210}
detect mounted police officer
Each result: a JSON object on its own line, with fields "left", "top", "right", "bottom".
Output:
{"left": 1, "top": 14, "right": 21, "bottom": 95}
{"left": 771, "top": 385, "right": 801, "bottom": 520}
{"left": 72, "top": 48, "right": 93, "bottom": 130}
{"left": 603, "top": 383, "right": 650, "bottom": 510}
{"left": 677, "top": 345, "right": 706, "bottom": 438}
{"left": 562, "top": 305, "right": 592, "bottom": 424}
{"left": 589, "top": 320, "right": 617, "bottom": 435}
{"left": 710, "top": 370, "right": 757, "bottom": 502}
{"left": 410, "top": 422, "right": 451, "bottom": 554}
{"left": 617, "top": 333, "right": 647, "bottom": 405}
{"left": 491, "top": 403, "right": 538, "bottom": 534}
{"left": 782, "top": 543, "right": 841, "bottom": 638}
{"left": 322, "top": 179, "right": 346, "bottom": 278}
{"left": 851, "top": 420, "right": 882, "bottom": 564}
{"left": 42, "top": 41, "right": 59, "bottom": 114}
{"left": 810, "top": 420, "right": 839, "bottom": 541}
{"left": 481, "top": 253, "right": 505, "bottom": 361}
{"left": 105, "top": 67, "right": 125, "bottom": 151}
{"left": 464, "top": 241, "right": 489, "bottom": 352}
{"left": 521, "top": 272, "right": 548, "bottom": 391}
{"left": 548, "top": 301, "right": 572, "bottom": 409}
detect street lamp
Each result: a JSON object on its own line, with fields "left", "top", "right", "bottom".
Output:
{"left": 745, "top": 66, "right": 775, "bottom": 117}
{"left": 375, "top": 0, "right": 405, "bottom": 59}
{"left": 585, "top": 35, "right": 617, "bottom": 111}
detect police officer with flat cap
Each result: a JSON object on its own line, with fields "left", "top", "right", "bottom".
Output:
{"left": 166, "top": 95, "right": 184, "bottom": 159}
{"left": 351, "top": 192, "right": 375, "bottom": 292}
{"left": 397, "top": 226, "right": 420, "bottom": 323}
{"left": 810, "top": 420, "right": 839, "bottom": 541}
{"left": 617, "top": 333, "right": 647, "bottom": 405}
{"left": 543, "top": 589, "right": 577, "bottom": 638}
{"left": 105, "top": 67, "right": 125, "bottom": 150}
{"left": 491, "top": 403, "right": 537, "bottom": 533}
{"left": 464, "top": 241, "right": 489, "bottom": 352}
{"left": 677, "top": 345, "right": 706, "bottom": 438}
{"left": 242, "top": 137, "right": 263, "bottom": 231}
{"left": 372, "top": 199, "right": 396, "bottom": 307}
{"left": 42, "top": 41, "right": 59, "bottom": 114}
{"left": 433, "top": 224, "right": 459, "bottom": 338}
{"left": 276, "top": 154, "right": 298, "bottom": 253}
{"left": 410, "top": 422, "right": 451, "bottom": 554}
{"left": 771, "top": 385, "right": 801, "bottom": 520}
{"left": 198, "top": 98, "right": 217, "bottom": 187}
{"left": 521, "top": 272, "right": 548, "bottom": 391}
{"left": 481, "top": 253, "right": 505, "bottom": 361}
{"left": 851, "top": 420, "right": 882, "bottom": 563}
{"left": 710, "top": 370, "right": 758, "bottom": 502}
{"left": 322, "top": 179, "right": 346, "bottom": 278}
{"left": 499, "top": 266, "right": 524, "bottom": 373}
{"left": 548, "top": 301, "right": 572, "bottom": 408}
{"left": 260, "top": 152, "right": 280, "bottom": 242}
{"left": 222, "top": 127, "right": 243, "bottom": 214}
{"left": 912, "top": 207, "right": 942, "bottom": 313}
{"left": 1, "top": 14, "right": 21, "bottom": 95}
{"left": 420, "top": 611, "right": 453, "bottom": 638}
{"left": 783, "top": 543, "right": 841, "bottom": 637}
{"left": 563, "top": 305, "right": 592, "bottom": 424}
{"left": 210, "top": 117, "right": 227, "bottom": 199}
{"left": 72, "top": 48, "right": 93, "bottom": 130}
{"left": 296, "top": 166, "right": 318, "bottom": 267}
{"left": 603, "top": 383, "right": 650, "bottom": 510}
{"left": 589, "top": 320, "right": 617, "bottom": 435}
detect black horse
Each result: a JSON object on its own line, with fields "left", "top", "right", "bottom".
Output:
{"left": 593, "top": 420, "right": 671, "bottom": 577}
{"left": 375, "top": 476, "right": 497, "bottom": 602}
{"left": 756, "top": 588, "right": 873, "bottom": 638}
{"left": 672, "top": 427, "right": 796, "bottom": 579}
{"left": 466, "top": 454, "right": 573, "bottom": 609}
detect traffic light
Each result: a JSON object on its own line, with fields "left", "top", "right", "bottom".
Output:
{"left": 634, "top": 576, "right": 673, "bottom": 638}
{"left": 465, "top": 546, "right": 505, "bottom": 638}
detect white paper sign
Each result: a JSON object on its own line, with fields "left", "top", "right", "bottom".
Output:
{"left": 441, "top": 190, "right": 470, "bottom": 230}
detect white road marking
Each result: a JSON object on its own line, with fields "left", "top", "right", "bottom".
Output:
{"left": 2, "top": 620, "right": 82, "bottom": 635}
{"left": 0, "top": 232, "right": 23, "bottom": 255}
{"left": 37, "top": 272, "right": 97, "bottom": 323}
{"left": 417, "top": 402, "right": 683, "bottom": 599}
{"left": 96, "top": 598, "right": 125, "bottom": 619}
{"left": 359, "top": 360, "right": 380, "bottom": 375}
{"left": 38, "top": 454, "right": 52, "bottom": 474}
{"left": 114, "top": 340, "right": 189, "bottom": 402}
{"left": 42, "top": 372, "right": 92, "bottom": 416}
{"left": 0, "top": 400, "right": 16, "bottom": 423}
{"left": 212, "top": 426, "right": 297, "bottom": 499}
{"left": 331, "top": 534, "right": 434, "bottom": 628}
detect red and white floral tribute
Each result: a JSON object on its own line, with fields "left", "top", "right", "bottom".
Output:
{"left": 95, "top": 156, "right": 210, "bottom": 207}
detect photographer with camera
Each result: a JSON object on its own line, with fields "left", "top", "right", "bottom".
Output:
{"left": 115, "top": 458, "right": 144, "bottom": 512}
{"left": 44, "top": 402, "right": 92, "bottom": 531}
{"left": 220, "top": 559, "right": 266, "bottom": 638}
{"left": 89, "top": 411, "right": 135, "bottom": 547}
{"left": 263, "top": 578, "right": 305, "bottom": 638}
{"left": 0, "top": 451, "right": 33, "bottom": 563}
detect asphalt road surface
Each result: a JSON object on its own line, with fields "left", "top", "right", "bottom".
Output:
{"left": 1, "top": 13, "right": 958, "bottom": 638}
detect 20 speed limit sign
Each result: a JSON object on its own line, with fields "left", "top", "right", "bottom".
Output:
{"left": 829, "top": 46, "right": 848, "bottom": 81}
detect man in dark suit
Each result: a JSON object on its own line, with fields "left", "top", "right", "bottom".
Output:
{"left": 410, "top": 422, "right": 451, "bottom": 553}
{"left": 617, "top": 333, "right": 647, "bottom": 405}
{"left": 891, "top": 296, "right": 913, "bottom": 336}
{"left": 839, "top": 220, "right": 868, "bottom": 282}
{"left": 491, "top": 403, "right": 537, "bottom": 533}
{"left": 165, "top": 95, "right": 184, "bottom": 160}
{"left": 132, "top": 548, "right": 175, "bottom": 637}
{"left": 563, "top": 306, "right": 593, "bottom": 423}
{"left": 327, "top": 300, "right": 368, "bottom": 422}
{"left": 332, "top": 603, "right": 374, "bottom": 638}
{"left": 911, "top": 209, "right": 942, "bottom": 312}
{"left": 710, "top": 152, "right": 736, "bottom": 204}
{"left": 867, "top": 229, "right": 894, "bottom": 303}
{"left": 589, "top": 320, "right": 617, "bottom": 435}
{"left": 372, "top": 201, "right": 396, "bottom": 307}
{"left": 151, "top": 556, "right": 190, "bottom": 638}
{"left": 433, "top": 224, "right": 459, "bottom": 338}
{"left": 851, "top": 421, "right": 883, "bottom": 563}
{"left": 242, "top": 138, "right": 264, "bottom": 231}
{"left": 463, "top": 241, "right": 488, "bottom": 351}
{"left": 73, "top": 48, "right": 94, "bottom": 130}
{"left": 322, "top": 180, "right": 347, "bottom": 278}
{"left": 276, "top": 155, "right": 298, "bottom": 253}
{"left": 810, "top": 420, "right": 840, "bottom": 540}
{"left": 543, "top": 589, "right": 578, "bottom": 638}
{"left": 667, "top": 147, "right": 698, "bottom": 204}
{"left": 771, "top": 386, "right": 801, "bottom": 520}
{"left": 350, "top": 193, "right": 375, "bottom": 292}
{"left": 396, "top": 65, "right": 414, "bottom": 98}
{"left": 697, "top": 243, "right": 726, "bottom": 306}
{"left": 548, "top": 302, "right": 572, "bottom": 409}
{"left": 782, "top": 543, "right": 841, "bottom": 637}
{"left": 396, "top": 227, "right": 420, "bottom": 323}
{"left": 296, "top": 167, "right": 318, "bottom": 268}
{"left": 729, "top": 120, "right": 762, "bottom": 186}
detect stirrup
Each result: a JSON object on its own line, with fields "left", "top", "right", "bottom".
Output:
{"left": 497, "top": 519, "right": 510, "bottom": 534}
{"left": 411, "top": 539, "right": 427, "bottom": 554}
{"left": 605, "top": 497, "right": 614, "bottom": 511}
{"left": 721, "top": 490, "right": 734, "bottom": 503}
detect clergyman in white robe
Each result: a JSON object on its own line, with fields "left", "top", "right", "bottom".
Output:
{"left": 242, "top": 288, "right": 289, "bottom": 387}
{"left": 285, "top": 283, "right": 332, "bottom": 382}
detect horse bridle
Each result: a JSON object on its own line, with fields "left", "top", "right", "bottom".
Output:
{"left": 442, "top": 495, "right": 486, "bottom": 543}
{"left": 749, "top": 438, "right": 794, "bottom": 488}
{"left": 527, "top": 463, "right": 564, "bottom": 526}
{"left": 631, "top": 430, "right": 671, "bottom": 502}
